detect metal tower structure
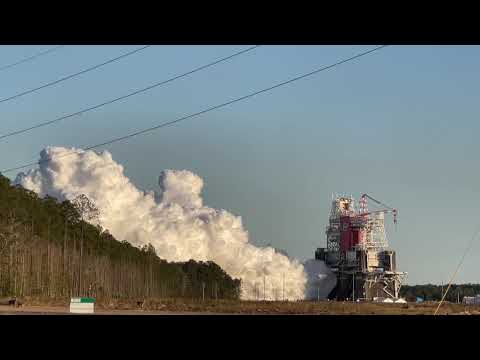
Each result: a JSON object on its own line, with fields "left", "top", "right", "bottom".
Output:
{"left": 315, "top": 193, "right": 407, "bottom": 301}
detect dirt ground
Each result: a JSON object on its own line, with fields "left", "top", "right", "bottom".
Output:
{"left": 1, "top": 297, "right": 480, "bottom": 315}
{"left": 0, "top": 305, "right": 224, "bottom": 315}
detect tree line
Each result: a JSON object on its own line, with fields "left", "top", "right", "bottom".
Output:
{"left": 0, "top": 174, "right": 241, "bottom": 300}
{"left": 400, "top": 284, "right": 480, "bottom": 302}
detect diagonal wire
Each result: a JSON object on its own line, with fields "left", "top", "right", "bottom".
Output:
{"left": 434, "top": 226, "right": 480, "bottom": 315}
{"left": 1, "top": 45, "right": 388, "bottom": 174}
{"left": 0, "top": 45, "right": 151, "bottom": 105}
{"left": 0, "top": 45, "right": 260, "bottom": 141}
{"left": 0, "top": 45, "right": 65, "bottom": 73}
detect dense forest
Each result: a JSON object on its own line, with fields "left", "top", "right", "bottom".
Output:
{"left": 400, "top": 284, "right": 480, "bottom": 302}
{"left": 0, "top": 174, "right": 241, "bottom": 300}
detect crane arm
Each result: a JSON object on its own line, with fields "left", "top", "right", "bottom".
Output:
{"left": 358, "top": 209, "right": 395, "bottom": 217}
{"left": 361, "top": 194, "right": 395, "bottom": 211}
{"left": 360, "top": 194, "right": 398, "bottom": 224}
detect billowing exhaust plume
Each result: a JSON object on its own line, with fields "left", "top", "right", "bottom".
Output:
{"left": 14, "top": 146, "right": 334, "bottom": 300}
{"left": 303, "top": 259, "right": 337, "bottom": 300}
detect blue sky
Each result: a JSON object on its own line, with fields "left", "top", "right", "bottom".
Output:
{"left": 0, "top": 45, "right": 479, "bottom": 285}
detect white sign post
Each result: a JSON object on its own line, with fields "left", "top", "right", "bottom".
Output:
{"left": 70, "top": 297, "right": 95, "bottom": 314}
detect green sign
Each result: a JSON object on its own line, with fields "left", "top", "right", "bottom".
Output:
{"left": 71, "top": 297, "right": 95, "bottom": 303}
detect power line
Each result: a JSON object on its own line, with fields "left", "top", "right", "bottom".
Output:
{"left": 0, "top": 45, "right": 260, "bottom": 141}
{"left": 434, "top": 225, "right": 480, "bottom": 315}
{"left": 0, "top": 45, "right": 151, "bottom": 105}
{"left": 0, "top": 45, "right": 65, "bottom": 73}
{"left": 1, "top": 45, "right": 388, "bottom": 174}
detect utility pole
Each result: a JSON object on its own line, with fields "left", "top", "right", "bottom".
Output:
{"left": 202, "top": 282, "right": 205, "bottom": 302}
{"left": 352, "top": 272, "right": 355, "bottom": 301}
{"left": 317, "top": 287, "right": 320, "bottom": 302}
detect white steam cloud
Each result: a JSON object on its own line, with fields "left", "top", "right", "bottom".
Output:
{"left": 303, "top": 259, "right": 337, "bottom": 300}
{"left": 14, "top": 146, "right": 334, "bottom": 300}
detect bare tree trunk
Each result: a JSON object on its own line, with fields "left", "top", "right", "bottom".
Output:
{"left": 79, "top": 222, "right": 83, "bottom": 296}
{"left": 63, "top": 217, "right": 67, "bottom": 297}
{"left": 47, "top": 218, "right": 50, "bottom": 297}
{"left": 13, "top": 245, "right": 17, "bottom": 297}
{"left": 72, "top": 232, "right": 76, "bottom": 297}
{"left": 21, "top": 250, "right": 25, "bottom": 297}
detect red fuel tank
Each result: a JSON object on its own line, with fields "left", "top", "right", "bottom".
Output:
{"left": 340, "top": 216, "right": 352, "bottom": 251}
